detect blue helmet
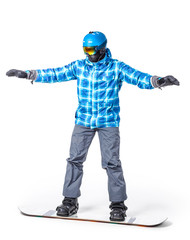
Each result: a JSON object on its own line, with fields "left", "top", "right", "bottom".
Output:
{"left": 83, "top": 31, "right": 107, "bottom": 54}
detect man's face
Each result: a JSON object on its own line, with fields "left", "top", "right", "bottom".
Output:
{"left": 84, "top": 47, "right": 106, "bottom": 63}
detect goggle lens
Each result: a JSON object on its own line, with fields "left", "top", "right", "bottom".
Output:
{"left": 83, "top": 46, "right": 96, "bottom": 55}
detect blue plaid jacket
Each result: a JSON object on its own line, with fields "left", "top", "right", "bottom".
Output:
{"left": 34, "top": 49, "right": 154, "bottom": 128}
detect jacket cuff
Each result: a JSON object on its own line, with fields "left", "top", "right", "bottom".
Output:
{"left": 26, "top": 70, "right": 38, "bottom": 81}
{"left": 150, "top": 75, "right": 161, "bottom": 88}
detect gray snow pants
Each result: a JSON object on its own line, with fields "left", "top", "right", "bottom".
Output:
{"left": 63, "top": 124, "right": 127, "bottom": 202}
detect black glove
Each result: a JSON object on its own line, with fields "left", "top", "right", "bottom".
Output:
{"left": 157, "top": 75, "right": 180, "bottom": 87}
{"left": 6, "top": 69, "right": 37, "bottom": 83}
{"left": 6, "top": 69, "right": 28, "bottom": 78}
{"left": 151, "top": 75, "right": 180, "bottom": 88}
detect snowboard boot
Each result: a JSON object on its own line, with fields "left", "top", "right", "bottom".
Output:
{"left": 56, "top": 197, "right": 79, "bottom": 217}
{"left": 109, "top": 201, "right": 128, "bottom": 221}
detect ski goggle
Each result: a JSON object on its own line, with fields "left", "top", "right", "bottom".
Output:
{"left": 83, "top": 46, "right": 98, "bottom": 56}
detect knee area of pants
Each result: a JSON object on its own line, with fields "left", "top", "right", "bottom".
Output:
{"left": 102, "top": 160, "right": 121, "bottom": 169}
{"left": 67, "top": 157, "right": 85, "bottom": 165}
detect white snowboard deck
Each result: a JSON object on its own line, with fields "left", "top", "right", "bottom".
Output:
{"left": 19, "top": 203, "right": 167, "bottom": 226}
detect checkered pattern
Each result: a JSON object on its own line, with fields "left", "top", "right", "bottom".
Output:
{"left": 34, "top": 48, "right": 154, "bottom": 128}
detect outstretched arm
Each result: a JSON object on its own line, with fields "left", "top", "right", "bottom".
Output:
{"left": 6, "top": 61, "right": 77, "bottom": 84}
{"left": 118, "top": 62, "right": 179, "bottom": 89}
{"left": 118, "top": 61, "right": 154, "bottom": 89}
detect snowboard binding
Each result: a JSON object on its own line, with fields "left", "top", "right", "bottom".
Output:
{"left": 56, "top": 197, "right": 79, "bottom": 217}
{"left": 109, "top": 202, "right": 128, "bottom": 221}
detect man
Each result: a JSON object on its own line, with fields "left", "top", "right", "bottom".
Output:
{"left": 6, "top": 31, "right": 179, "bottom": 221}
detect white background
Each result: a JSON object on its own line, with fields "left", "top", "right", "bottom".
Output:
{"left": 0, "top": 0, "right": 190, "bottom": 239}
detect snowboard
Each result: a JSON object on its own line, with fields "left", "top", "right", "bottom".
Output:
{"left": 19, "top": 206, "right": 167, "bottom": 227}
